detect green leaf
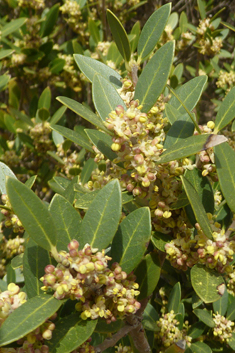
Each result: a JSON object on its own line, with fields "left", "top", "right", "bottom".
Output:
{"left": 49, "top": 58, "right": 65, "bottom": 74}
{"left": 151, "top": 232, "right": 172, "bottom": 252}
{"left": 78, "top": 180, "right": 121, "bottom": 249}
{"left": 142, "top": 303, "right": 159, "bottom": 331}
{"left": 184, "top": 169, "right": 214, "bottom": 226}
{"left": 50, "top": 105, "right": 67, "bottom": 125}
{"left": 164, "top": 115, "right": 195, "bottom": 149}
{"left": 40, "top": 3, "right": 60, "bottom": 37}
{"left": 187, "top": 322, "right": 205, "bottom": 339}
{"left": 1, "top": 18, "right": 27, "bottom": 37}
{"left": 48, "top": 315, "right": 97, "bottom": 353}
{"left": 52, "top": 130, "right": 64, "bottom": 146}
{"left": 130, "top": 21, "right": 140, "bottom": 53}
{"left": 9, "top": 107, "right": 34, "bottom": 127}
{"left": 62, "top": 176, "right": 79, "bottom": 205}
{"left": 92, "top": 74, "right": 126, "bottom": 121}
{"left": 6, "top": 178, "right": 57, "bottom": 252}
{"left": 228, "top": 332, "right": 235, "bottom": 350}
{"left": 57, "top": 97, "right": 107, "bottom": 132}
{"left": 169, "top": 76, "right": 207, "bottom": 114}
{"left": 170, "top": 191, "right": 189, "bottom": 210}
{"left": 85, "top": 129, "right": 117, "bottom": 161}
{"left": 80, "top": 158, "right": 97, "bottom": 185}
{"left": 215, "top": 143, "right": 235, "bottom": 213}
{"left": 111, "top": 207, "right": 151, "bottom": 274}
{"left": 135, "top": 251, "right": 161, "bottom": 300}
{"left": 23, "top": 238, "right": 51, "bottom": 298}
{"left": 0, "top": 162, "right": 16, "bottom": 195}
{"left": 226, "top": 297, "right": 235, "bottom": 320}
{"left": 191, "top": 264, "right": 224, "bottom": 303}
{"left": 49, "top": 194, "right": 82, "bottom": 252}
{"left": 197, "top": 0, "right": 206, "bottom": 19}
{"left": 214, "top": 87, "right": 235, "bottom": 133}
{"left": 75, "top": 190, "right": 99, "bottom": 209}
{"left": 50, "top": 125, "right": 93, "bottom": 152}
{"left": 190, "top": 342, "right": 212, "bottom": 353}
{"left": 95, "top": 319, "right": 124, "bottom": 333}
{"left": 74, "top": 54, "right": 121, "bottom": 88}
{"left": 158, "top": 134, "right": 209, "bottom": 164}
{"left": 137, "top": 3, "right": 171, "bottom": 61}
{"left": 37, "top": 107, "right": 50, "bottom": 121}
{"left": 0, "top": 75, "right": 10, "bottom": 92}
{"left": 213, "top": 285, "right": 228, "bottom": 316}
{"left": 168, "top": 282, "right": 181, "bottom": 313}
{"left": 193, "top": 309, "right": 215, "bottom": 328}
{"left": 88, "top": 18, "right": 100, "bottom": 44}
{"left": 106, "top": 9, "right": 131, "bottom": 62}
{"left": 135, "top": 41, "right": 174, "bottom": 113}
{"left": 181, "top": 175, "right": 213, "bottom": 238}
{"left": 6, "top": 264, "right": 15, "bottom": 284}
{"left": 11, "top": 253, "right": 24, "bottom": 269}
{"left": 0, "top": 49, "right": 14, "bottom": 60}
{"left": 0, "top": 294, "right": 63, "bottom": 346}
{"left": 38, "top": 87, "right": 51, "bottom": 110}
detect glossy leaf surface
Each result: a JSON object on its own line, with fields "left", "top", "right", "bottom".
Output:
{"left": 111, "top": 207, "right": 151, "bottom": 274}
{"left": 85, "top": 129, "right": 117, "bottom": 161}
{"left": 135, "top": 41, "right": 174, "bottom": 113}
{"left": 6, "top": 178, "right": 57, "bottom": 251}
{"left": 0, "top": 295, "right": 62, "bottom": 346}
{"left": 78, "top": 180, "right": 121, "bottom": 249}
{"left": 0, "top": 162, "right": 16, "bottom": 195}
{"left": 214, "top": 86, "right": 235, "bottom": 133}
{"left": 191, "top": 265, "right": 224, "bottom": 303}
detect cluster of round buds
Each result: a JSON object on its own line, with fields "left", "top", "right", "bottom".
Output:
{"left": 30, "top": 122, "right": 54, "bottom": 154}
{"left": 41, "top": 240, "right": 141, "bottom": 323}
{"left": 166, "top": 217, "right": 235, "bottom": 273}
{"left": 216, "top": 70, "right": 235, "bottom": 92}
{"left": 213, "top": 313, "right": 235, "bottom": 342}
{"left": 1, "top": 194, "right": 24, "bottom": 234}
{"left": 117, "top": 79, "right": 135, "bottom": 107}
{"left": 104, "top": 100, "right": 166, "bottom": 190}
{"left": 1, "top": 236, "right": 25, "bottom": 260}
{"left": 17, "top": 0, "right": 45, "bottom": 9}
{"left": 194, "top": 122, "right": 217, "bottom": 177}
{"left": 115, "top": 344, "right": 133, "bottom": 353}
{"left": 227, "top": 270, "right": 235, "bottom": 295}
{"left": 177, "top": 31, "right": 193, "bottom": 50}
{"left": 57, "top": 54, "right": 81, "bottom": 92}
{"left": 160, "top": 25, "right": 174, "bottom": 45}
{"left": 71, "top": 338, "right": 95, "bottom": 353}
{"left": 155, "top": 310, "right": 191, "bottom": 348}
{"left": 0, "top": 283, "right": 27, "bottom": 327}
{"left": 196, "top": 18, "right": 222, "bottom": 56}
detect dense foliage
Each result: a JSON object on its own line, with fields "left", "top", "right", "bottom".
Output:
{"left": 1, "top": 1, "right": 235, "bottom": 353}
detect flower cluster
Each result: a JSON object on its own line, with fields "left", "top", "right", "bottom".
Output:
{"left": 213, "top": 313, "right": 235, "bottom": 342}
{"left": 29, "top": 122, "right": 54, "bottom": 154}
{"left": 165, "top": 216, "right": 235, "bottom": 273}
{"left": 196, "top": 18, "right": 222, "bottom": 56}
{"left": 0, "top": 283, "right": 26, "bottom": 327}
{"left": 1, "top": 194, "right": 24, "bottom": 234}
{"left": 155, "top": 310, "right": 191, "bottom": 348}
{"left": 115, "top": 344, "right": 133, "bottom": 353}
{"left": 41, "top": 240, "right": 141, "bottom": 323}
{"left": 17, "top": 0, "right": 45, "bottom": 10}
{"left": 216, "top": 70, "right": 235, "bottom": 92}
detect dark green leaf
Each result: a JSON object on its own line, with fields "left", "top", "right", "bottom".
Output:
{"left": 193, "top": 309, "right": 215, "bottom": 328}
{"left": 111, "top": 207, "right": 151, "bottom": 273}
{"left": 181, "top": 175, "right": 213, "bottom": 239}
{"left": 187, "top": 321, "right": 206, "bottom": 339}
{"left": 168, "top": 282, "right": 181, "bottom": 313}
{"left": 88, "top": 18, "right": 100, "bottom": 44}
{"left": 78, "top": 180, "right": 121, "bottom": 249}
{"left": 106, "top": 9, "right": 131, "bottom": 62}
{"left": 142, "top": 303, "right": 159, "bottom": 331}
{"left": 49, "top": 58, "right": 65, "bottom": 74}
{"left": 0, "top": 49, "right": 14, "bottom": 60}
{"left": 50, "top": 105, "right": 67, "bottom": 125}
{"left": 190, "top": 342, "right": 212, "bottom": 353}
{"left": 137, "top": 3, "right": 171, "bottom": 61}
{"left": 49, "top": 194, "right": 82, "bottom": 252}
{"left": 57, "top": 97, "right": 107, "bottom": 132}
{"left": 92, "top": 74, "right": 126, "bottom": 121}
{"left": 215, "top": 143, "right": 235, "bottom": 213}
{"left": 135, "top": 251, "right": 161, "bottom": 300}
{"left": 38, "top": 87, "right": 51, "bottom": 110}
{"left": 47, "top": 313, "right": 97, "bottom": 353}
{"left": 226, "top": 297, "right": 235, "bottom": 320}
{"left": 6, "top": 178, "right": 57, "bottom": 252}
{"left": 213, "top": 285, "right": 228, "bottom": 316}
{"left": 169, "top": 76, "right": 207, "bottom": 114}
{"left": 74, "top": 54, "right": 121, "bottom": 88}
{"left": 85, "top": 129, "right": 117, "bottom": 160}
{"left": 130, "top": 21, "right": 140, "bottom": 53}
{"left": 0, "top": 294, "right": 62, "bottom": 346}
{"left": 135, "top": 41, "right": 174, "bottom": 113}
{"left": 9, "top": 108, "right": 34, "bottom": 127}
{"left": 50, "top": 125, "right": 93, "bottom": 152}
{"left": 164, "top": 115, "right": 195, "bottom": 149}
{"left": 191, "top": 264, "right": 224, "bottom": 303}
{"left": 214, "top": 87, "right": 235, "bottom": 133}
{"left": 80, "top": 158, "right": 97, "bottom": 185}
{"left": 6, "top": 264, "right": 15, "bottom": 284}
{"left": 151, "top": 232, "right": 172, "bottom": 252}
{"left": 11, "top": 253, "right": 24, "bottom": 269}
{"left": 23, "top": 238, "right": 51, "bottom": 298}
{"left": 40, "top": 3, "right": 60, "bottom": 37}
